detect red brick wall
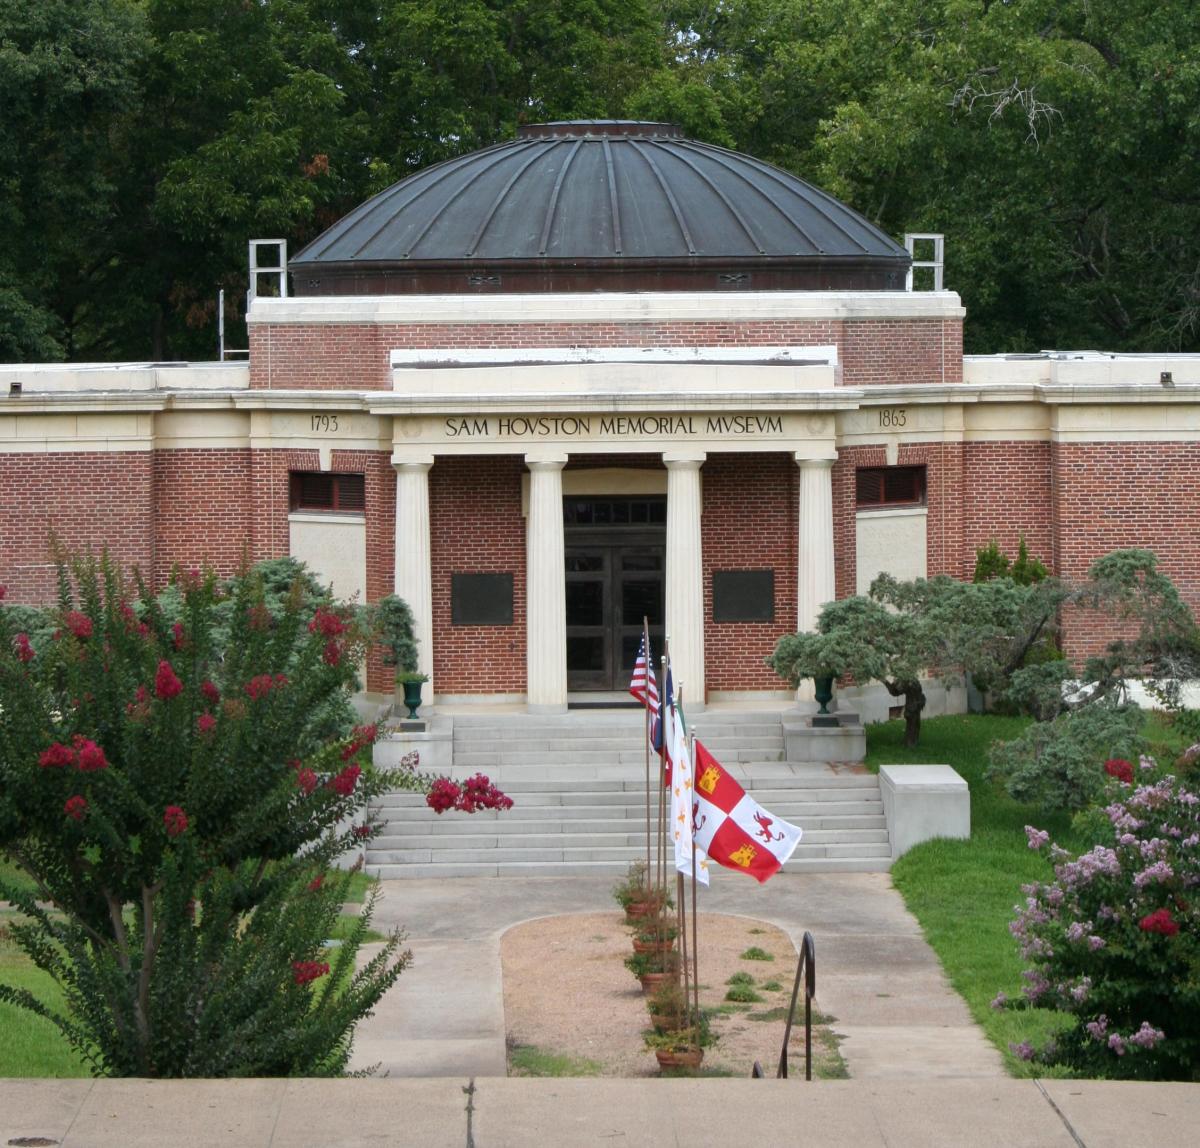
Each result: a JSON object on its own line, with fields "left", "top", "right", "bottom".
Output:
{"left": 153, "top": 449, "right": 253, "bottom": 582}
{"left": 430, "top": 455, "right": 526, "bottom": 693}
{"left": 1053, "top": 441, "right": 1200, "bottom": 664}
{"left": 961, "top": 442, "right": 1054, "bottom": 579}
{"left": 250, "top": 317, "right": 962, "bottom": 391}
{"left": 0, "top": 451, "right": 154, "bottom": 602}
{"left": 702, "top": 453, "right": 797, "bottom": 691}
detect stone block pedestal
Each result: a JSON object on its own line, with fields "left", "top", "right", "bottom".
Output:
{"left": 879, "top": 764, "right": 970, "bottom": 859}
{"left": 783, "top": 711, "right": 866, "bottom": 764}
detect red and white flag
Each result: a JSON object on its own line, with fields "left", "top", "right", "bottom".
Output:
{"left": 628, "top": 631, "right": 659, "bottom": 711}
{"left": 689, "top": 740, "right": 803, "bottom": 883}
{"left": 668, "top": 699, "right": 710, "bottom": 886}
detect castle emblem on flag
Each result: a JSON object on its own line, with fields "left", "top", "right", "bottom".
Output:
{"left": 729, "top": 843, "right": 757, "bottom": 868}
{"left": 697, "top": 765, "right": 720, "bottom": 794}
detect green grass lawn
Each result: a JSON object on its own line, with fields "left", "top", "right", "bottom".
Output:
{"left": 868, "top": 713, "right": 1094, "bottom": 1076}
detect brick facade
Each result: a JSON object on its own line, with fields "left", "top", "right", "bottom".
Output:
{"left": 701, "top": 453, "right": 797, "bottom": 691}
{"left": 0, "top": 451, "right": 154, "bottom": 602}
{"left": 249, "top": 317, "right": 961, "bottom": 391}
{"left": 429, "top": 455, "right": 527, "bottom": 694}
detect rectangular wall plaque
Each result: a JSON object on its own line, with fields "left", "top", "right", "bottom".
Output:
{"left": 451, "top": 573, "right": 514, "bottom": 626}
{"left": 712, "top": 570, "right": 775, "bottom": 623}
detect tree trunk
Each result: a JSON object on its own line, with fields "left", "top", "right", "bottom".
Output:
{"left": 885, "top": 678, "right": 927, "bottom": 747}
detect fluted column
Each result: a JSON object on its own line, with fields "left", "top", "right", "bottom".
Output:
{"left": 796, "top": 455, "right": 837, "bottom": 633}
{"left": 664, "top": 451, "right": 706, "bottom": 710}
{"left": 525, "top": 452, "right": 568, "bottom": 713}
{"left": 393, "top": 454, "right": 434, "bottom": 707}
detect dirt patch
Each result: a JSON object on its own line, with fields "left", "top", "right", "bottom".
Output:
{"left": 501, "top": 910, "right": 834, "bottom": 1077}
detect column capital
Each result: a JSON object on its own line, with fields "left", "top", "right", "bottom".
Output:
{"left": 663, "top": 449, "right": 707, "bottom": 468}
{"left": 391, "top": 450, "right": 434, "bottom": 471}
{"left": 524, "top": 450, "right": 568, "bottom": 470}
{"left": 794, "top": 453, "right": 837, "bottom": 470}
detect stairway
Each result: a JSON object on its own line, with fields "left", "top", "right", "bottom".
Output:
{"left": 366, "top": 710, "right": 891, "bottom": 878}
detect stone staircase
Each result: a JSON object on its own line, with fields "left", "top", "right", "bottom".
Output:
{"left": 366, "top": 710, "right": 891, "bottom": 878}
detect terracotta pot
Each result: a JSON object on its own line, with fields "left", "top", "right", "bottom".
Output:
{"left": 632, "top": 938, "right": 675, "bottom": 955}
{"left": 650, "top": 1012, "right": 685, "bottom": 1034}
{"left": 655, "top": 1046, "right": 704, "bottom": 1070}
{"left": 625, "top": 900, "right": 656, "bottom": 919}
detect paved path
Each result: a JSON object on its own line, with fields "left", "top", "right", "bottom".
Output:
{"left": 4, "top": 1077, "right": 1198, "bottom": 1147}
{"left": 350, "top": 871, "right": 1003, "bottom": 1079}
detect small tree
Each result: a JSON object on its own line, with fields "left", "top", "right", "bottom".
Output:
{"left": 371, "top": 595, "right": 418, "bottom": 674}
{"left": 0, "top": 555, "right": 509, "bottom": 1076}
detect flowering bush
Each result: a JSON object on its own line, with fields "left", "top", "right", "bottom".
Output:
{"left": 1003, "top": 767, "right": 1200, "bottom": 1079}
{"left": 0, "top": 554, "right": 508, "bottom": 1077}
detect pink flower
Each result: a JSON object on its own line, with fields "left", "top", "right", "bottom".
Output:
{"left": 197, "top": 713, "right": 216, "bottom": 735}
{"left": 292, "top": 960, "right": 330, "bottom": 986}
{"left": 0, "top": 584, "right": 6, "bottom": 600}
{"left": 72, "top": 736, "right": 108, "bottom": 772}
{"left": 308, "top": 608, "right": 348, "bottom": 637}
{"left": 155, "top": 660, "right": 183, "bottom": 700}
{"left": 13, "top": 632, "right": 35, "bottom": 663}
{"left": 307, "top": 875, "right": 324, "bottom": 892}
{"left": 296, "top": 768, "right": 318, "bottom": 795}
{"left": 1025, "top": 825, "right": 1050, "bottom": 851}
{"left": 64, "top": 795, "right": 88, "bottom": 822}
{"left": 172, "top": 621, "right": 186, "bottom": 650}
{"left": 38, "top": 742, "right": 75, "bottom": 769}
{"left": 200, "top": 680, "right": 220, "bottom": 705}
{"left": 323, "top": 640, "right": 342, "bottom": 666}
{"left": 163, "top": 805, "right": 189, "bottom": 837}
{"left": 64, "top": 611, "right": 93, "bottom": 640}
{"left": 352, "top": 824, "right": 372, "bottom": 839}
{"left": 427, "top": 778, "right": 461, "bottom": 814}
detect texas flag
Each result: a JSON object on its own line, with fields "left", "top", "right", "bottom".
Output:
{"left": 689, "top": 740, "right": 803, "bottom": 883}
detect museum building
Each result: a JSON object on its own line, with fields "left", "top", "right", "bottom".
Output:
{"left": 3, "top": 121, "right": 1198, "bottom": 714}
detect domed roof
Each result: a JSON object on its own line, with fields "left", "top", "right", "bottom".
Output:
{"left": 292, "top": 121, "right": 909, "bottom": 294}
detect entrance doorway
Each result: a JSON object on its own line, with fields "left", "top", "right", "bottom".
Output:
{"left": 564, "top": 496, "right": 666, "bottom": 692}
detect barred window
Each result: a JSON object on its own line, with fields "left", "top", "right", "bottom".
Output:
{"left": 855, "top": 466, "right": 926, "bottom": 509}
{"left": 289, "top": 472, "right": 366, "bottom": 513}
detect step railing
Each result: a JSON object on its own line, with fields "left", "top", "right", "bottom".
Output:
{"left": 751, "top": 930, "right": 815, "bottom": 1080}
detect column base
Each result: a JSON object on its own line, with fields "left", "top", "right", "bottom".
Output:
{"left": 526, "top": 702, "right": 569, "bottom": 715}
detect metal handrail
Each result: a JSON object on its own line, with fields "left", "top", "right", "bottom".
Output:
{"left": 751, "top": 931, "right": 816, "bottom": 1080}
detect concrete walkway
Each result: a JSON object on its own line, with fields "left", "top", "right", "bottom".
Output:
{"left": 350, "top": 871, "right": 1002, "bottom": 1078}
{"left": 4, "top": 1077, "right": 1199, "bottom": 1147}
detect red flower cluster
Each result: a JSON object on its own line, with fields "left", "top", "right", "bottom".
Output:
{"left": 322, "top": 640, "right": 342, "bottom": 666}
{"left": 39, "top": 742, "right": 74, "bottom": 768}
{"left": 197, "top": 713, "right": 216, "bottom": 735}
{"left": 155, "top": 660, "right": 183, "bottom": 700}
{"left": 126, "top": 685, "right": 150, "bottom": 721}
{"left": 73, "top": 735, "right": 109, "bottom": 772}
{"left": 64, "top": 795, "right": 88, "bottom": 822}
{"left": 308, "top": 608, "right": 348, "bottom": 638}
{"left": 328, "top": 764, "right": 361, "bottom": 796}
{"left": 1104, "top": 758, "right": 1134, "bottom": 784}
{"left": 0, "top": 584, "right": 5, "bottom": 599}
{"left": 163, "top": 805, "right": 189, "bottom": 837}
{"left": 200, "top": 680, "right": 220, "bottom": 705}
{"left": 244, "top": 673, "right": 288, "bottom": 700}
{"left": 340, "top": 723, "right": 378, "bottom": 762}
{"left": 425, "top": 774, "right": 513, "bottom": 815}
{"left": 1139, "top": 908, "right": 1180, "bottom": 936}
{"left": 352, "top": 824, "right": 372, "bottom": 840}
{"left": 295, "top": 768, "right": 318, "bottom": 795}
{"left": 172, "top": 621, "right": 186, "bottom": 650}
{"left": 307, "top": 875, "right": 324, "bottom": 891}
{"left": 64, "top": 611, "right": 93, "bottom": 640}
{"left": 13, "top": 632, "right": 34, "bottom": 663}
{"left": 292, "top": 960, "right": 330, "bottom": 986}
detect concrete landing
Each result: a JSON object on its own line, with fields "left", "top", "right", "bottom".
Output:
{"left": 350, "top": 871, "right": 1002, "bottom": 1080}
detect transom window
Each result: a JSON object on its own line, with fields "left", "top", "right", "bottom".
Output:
{"left": 563, "top": 496, "right": 667, "bottom": 526}
{"left": 855, "top": 466, "right": 926, "bottom": 509}
{"left": 289, "top": 472, "right": 366, "bottom": 514}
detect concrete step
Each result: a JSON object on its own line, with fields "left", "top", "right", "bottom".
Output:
{"left": 369, "top": 827, "right": 889, "bottom": 851}
{"left": 368, "top": 813, "right": 887, "bottom": 838}
{"left": 368, "top": 856, "right": 892, "bottom": 879}
{"left": 448, "top": 733, "right": 785, "bottom": 750}
{"left": 373, "top": 800, "right": 884, "bottom": 823}
{"left": 367, "top": 840, "right": 891, "bottom": 865}
{"left": 422, "top": 765, "right": 877, "bottom": 786}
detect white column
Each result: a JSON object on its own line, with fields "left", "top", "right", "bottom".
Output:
{"left": 795, "top": 454, "right": 837, "bottom": 705}
{"left": 664, "top": 451, "right": 706, "bottom": 711}
{"left": 525, "top": 452, "right": 568, "bottom": 713}
{"left": 393, "top": 454, "right": 434, "bottom": 707}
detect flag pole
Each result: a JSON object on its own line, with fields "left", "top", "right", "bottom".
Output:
{"left": 675, "top": 684, "right": 690, "bottom": 1027}
{"left": 658, "top": 646, "right": 669, "bottom": 899}
{"left": 689, "top": 726, "right": 700, "bottom": 1026}
{"left": 642, "top": 616, "right": 651, "bottom": 891}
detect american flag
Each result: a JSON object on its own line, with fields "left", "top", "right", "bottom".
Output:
{"left": 628, "top": 631, "right": 659, "bottom": 710}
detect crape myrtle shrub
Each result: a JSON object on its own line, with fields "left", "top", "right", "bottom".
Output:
{"left": 0, "top": 558, "right": 509, "bottom": 1077}
{"left": 1003, "top": 763, "right": 1200, "bottom": 1080}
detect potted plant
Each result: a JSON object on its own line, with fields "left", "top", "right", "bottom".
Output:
{"left": 612, "top": 860, "right": 649, "bottom": 915}
{"left": 646, "top": 980, "right": 687, "bottom": 1034}
{"left": 395, "top": 670, "right": 429, "bottom": 719}
{"left": 644, "top": 1010, "right": 713, "bottom": 1071}
{"left": 632, "top": 919, "right": 677, "bottom": 955}
{"left": 766, "top": 629, "right": 845, "bottom": 724}
{"left": 625, "top": 949, "right": 679, "bottom": 994}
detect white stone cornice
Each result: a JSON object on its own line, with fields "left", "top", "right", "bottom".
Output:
{"left": 249, "top": 290, "right": 965, "bottom": 326}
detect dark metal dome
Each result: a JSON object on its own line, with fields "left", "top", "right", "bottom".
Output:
{"left": 291, "top": 121, "right": 910, "bottom": 294}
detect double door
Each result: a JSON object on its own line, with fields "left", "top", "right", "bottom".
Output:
{"left": 565, "top": 537, "right": 665, "bottom": 692}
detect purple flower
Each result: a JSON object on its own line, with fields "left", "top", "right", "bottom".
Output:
{"left": 1009, "top": 1041, "right": 1035, "bottom": 1062}
{"left": 1132, "top": 860, "right": 1174, "bottom": 889}
{"left": 1107, "top": 1033, "right": 1127, "bottom": 1056}
{"left": 1129, "top": 1022, "right": 1164, "bottom": 1049}
{"left": 1085, "top": 1015, "right": 1109, "bottom": 1040}
{"left": 1025, "top": 825, "right": 1050, "bottom": 851}
{"left": 990, "top": 991, "right": 1008, "bottom": 1010}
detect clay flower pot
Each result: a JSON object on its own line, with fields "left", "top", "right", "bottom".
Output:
{"left": 655, "top": 1046, "right": 704, "bottom": 1070}
{"left": 639, "top": 971, "right": 676, "bottom": 994}
{"left": 632, "top": 938, "right": 675, "bottom": 955}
